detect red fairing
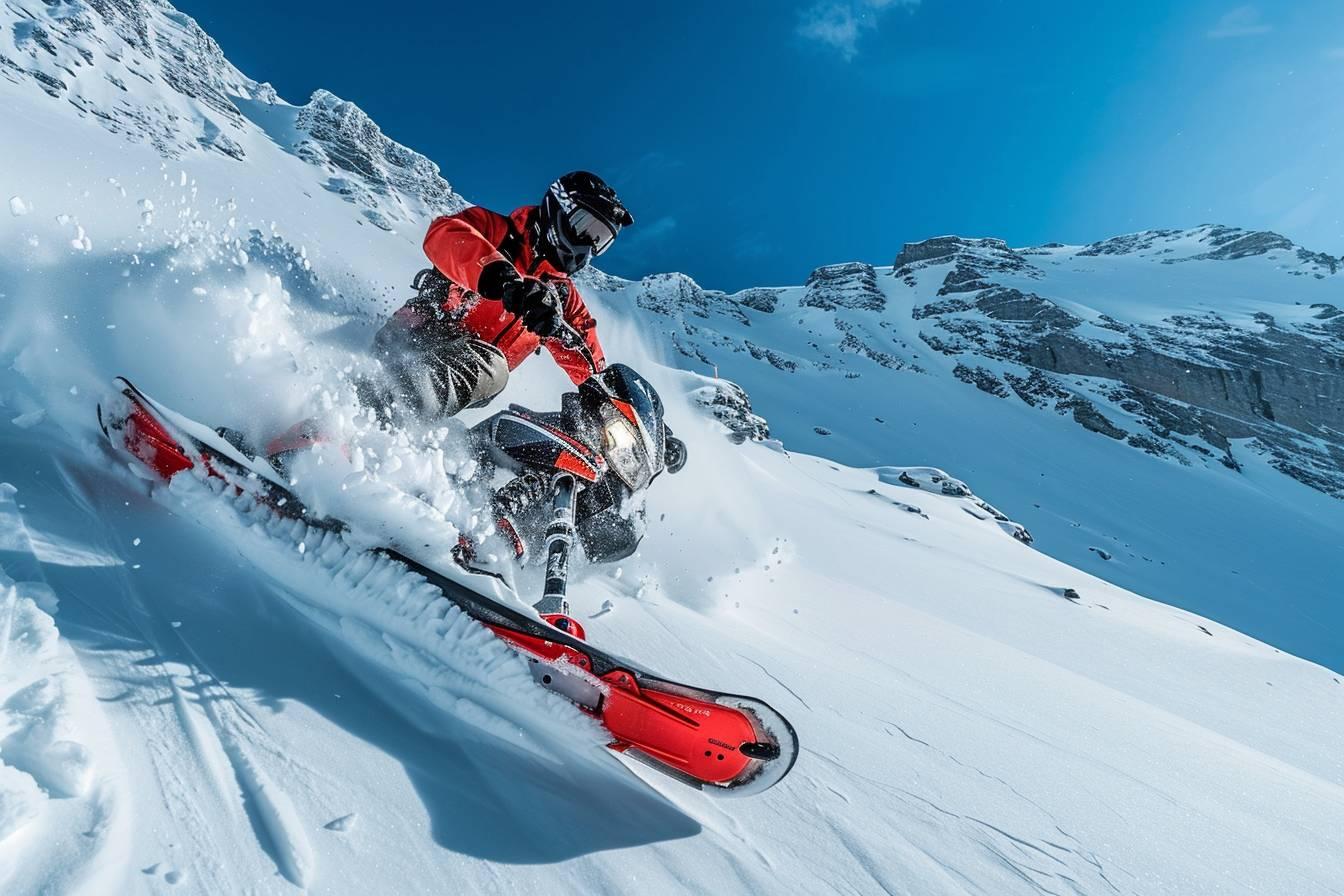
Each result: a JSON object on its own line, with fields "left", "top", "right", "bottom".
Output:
{"left": 486, "top": 623, "right": 764, "bottom": 787}
{"left": 420, "top": 205, "right": 606, "bottom": 385}
{"left": 124, "top": 404, "right": 194, "bottom": 480}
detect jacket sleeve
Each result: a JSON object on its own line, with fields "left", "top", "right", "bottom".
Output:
{"left": 422, "top": 207, "right": 510, "bottom": 295}
{"left": 546, "top": 283, "right": 606, "bottom": 385}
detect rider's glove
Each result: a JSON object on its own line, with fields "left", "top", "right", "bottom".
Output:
{"left": 494, "top": 272, "right": 564, "bottom": 339}
{"left": 521, "top": 299, "right": 564, "bottom": 338}
{"left": 479, "top": 259, "right": 522, "bottom": 304}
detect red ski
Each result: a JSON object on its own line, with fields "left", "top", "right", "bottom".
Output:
{"left": 97, "top": 377, "right": 798, "bottom": 795}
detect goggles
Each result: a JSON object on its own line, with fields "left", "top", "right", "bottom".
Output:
{"left": 566, "top": 207, "right": 620, "bottom": 256}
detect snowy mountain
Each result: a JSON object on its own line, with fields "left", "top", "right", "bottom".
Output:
{"left": 602, "top": 230, "right": 1344, "bottom": 673}
{"left": 2, "top": 2, "right": 1342, "bottom": 894}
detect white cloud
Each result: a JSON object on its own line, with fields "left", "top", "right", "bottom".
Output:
{"left": 1325, "top": 47, "right": 1344, "bottom": 60}
{"left": 1208, "top": 5, "right": 1272, "bottom": 39}
{"left": 797, "top": 0, "right": 920, "bottom": 61}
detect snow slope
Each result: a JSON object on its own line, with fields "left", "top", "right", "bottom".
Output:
{"left": 1, "top": 2, "right": 1342, "bottom": 894}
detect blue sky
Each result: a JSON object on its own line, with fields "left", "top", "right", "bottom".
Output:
{"left": 177, "top": 1, "right": 1344, "bottom": 291}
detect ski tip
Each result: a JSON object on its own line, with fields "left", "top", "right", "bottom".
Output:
{"left": 706, "top": 694, "right": 800, "bottom": 797}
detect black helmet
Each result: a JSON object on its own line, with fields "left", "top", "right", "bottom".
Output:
{"left": 535, "top": 171, "right": 634, "bottom": 274}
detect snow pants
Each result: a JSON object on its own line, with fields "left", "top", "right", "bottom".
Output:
{"left": 365, "top": 304, "right": 510, "bottom": 422}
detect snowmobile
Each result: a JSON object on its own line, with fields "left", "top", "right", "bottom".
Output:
{"left": 96, "top": 365, "right": 798, "bottom": 796}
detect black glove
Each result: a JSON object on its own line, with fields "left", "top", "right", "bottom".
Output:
{"left": 494, "top": 272, "right": 563, "bottom": 339}
{"left": 664, "top": 435, "right": 688, "bottom": 474}
{"left": 479, "top": 259, "right": 522, "bottom": 304}
{"left": 521, "top": 301, "right": 564, "bottom": 339}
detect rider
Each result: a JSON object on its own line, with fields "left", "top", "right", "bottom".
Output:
{"left": 364, "top": 171, "right": 633, "bottom": 421}
{"left": 265, "top": 171, "right": 685, "bottom": 481}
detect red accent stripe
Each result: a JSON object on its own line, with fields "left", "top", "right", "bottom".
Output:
{"left": 555, "top": 449, "right": 598, "bottom": 482}
{"left": 611, "top": 398, "right": 637, "bottom": 426}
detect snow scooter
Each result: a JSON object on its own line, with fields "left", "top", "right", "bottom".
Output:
{"left": 96, "top": 345, "right": 797, "bottom": 794}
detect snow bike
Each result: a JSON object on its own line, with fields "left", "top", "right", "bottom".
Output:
{"left": 96, "top": 374, "right": 798, "bottom": 796}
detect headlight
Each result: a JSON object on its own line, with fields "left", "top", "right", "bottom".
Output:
{"left": 600, "top": 405, "right": 651, "bottom": 491}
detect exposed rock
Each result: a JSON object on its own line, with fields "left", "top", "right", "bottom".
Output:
{"left": 834, "top": 319, "right": 906, "bottom": 370}
{"left": 1063, "top": 399, "right": 1127, "bottom": 440}
{"left": 937, "top": 264, "right": 994, "bottom": 295}
{"left": 894, "top": 236, "right": 1041, "bottom": 287}
{"left": 974, "top": 288, "right": 1081, "bottom": 330}
{"left": 692, "top": 380, "right": 770, "bottom": 442}
{"left": 295, "top": 90, "right": 465, "bottom": 222}
{"left": 2, "top": 0, "right": 260, "bottom": 156}
{"left": 1172, "top": 228, "right": 1294, "bottom": 263}
{"left": 1296, "top": 249, "right": 1341, "bottom": 275}
{"left": 883, "top": 466, "right": 1033, "bottom": 544}
{"left": 896, "top": 236, "right": 1007, "bottom": 269}
{"left": 1003, "top": 370, "right": 1070, "bottom": 407}
{"left": 735, "top": 288, "right": 785, "bottom": 313}
{"left": 913, "top": 297, "right": 973, "bottom": 320}
{"left": 1078, "top": 229, "right": 1183, "bottom": 257}
{"left": 744, "top": 341, "right": 798, "bottom": 372}
{"left": 636, "top": 272, "right": 749, "bottom": 325}
{"left": 953, "top": 364, "right": 1009, "bottom": 397}
{"left": 801, "top": 262, "right": 885, "bottom": 312}
{"left": 2, "top": 0, "right": 469, "bottom": 228}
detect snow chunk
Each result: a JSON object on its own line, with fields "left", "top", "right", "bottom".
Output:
{"left": 11, "top": 410, "right": 46, "bottom": 429}
{"left": 9, "top": 196, "right": 30, "bottom": 217}
{"left": 70, "top": 225, "right": 91, "bottom": 252}
{"left": 324, "top": 812, "right": 358, "bottom": 832}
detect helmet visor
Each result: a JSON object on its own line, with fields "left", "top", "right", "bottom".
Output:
{"left": 567, "top": 208, "right": 619, "bottom": 256}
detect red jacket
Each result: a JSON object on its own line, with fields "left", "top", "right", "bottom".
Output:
{"left": 419, "top": 205, "right": 605, "bottom": 385}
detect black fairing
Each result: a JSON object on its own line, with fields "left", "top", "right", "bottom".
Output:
{"left": 472, "top": 365, "right": 669, "bottom": 564}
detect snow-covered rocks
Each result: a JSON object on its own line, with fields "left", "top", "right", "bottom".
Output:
{"left": 294, "top": 89, "right": 466, "bottom": 228}
{"left": 692, "top": 378, "right": 770, "bottom": 442}
{"left": 878, "top": 465, "right": 1032, "bottom": 543}
{"left": 800, "top": 262, "right": 885, "bottom": 312}
{"left": 904, "top": 226, "right": 1344, "bottom": 496}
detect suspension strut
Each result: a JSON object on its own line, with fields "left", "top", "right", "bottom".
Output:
{"left": 534, "top": 473, "right": 576, "bottom": 617}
